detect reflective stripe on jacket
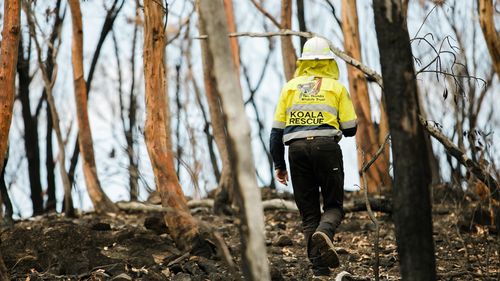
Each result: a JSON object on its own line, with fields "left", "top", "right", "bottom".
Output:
{"left": 272, "top": 59, "right": 357, "bottom": 143}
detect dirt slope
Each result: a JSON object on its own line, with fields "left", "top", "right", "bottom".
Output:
{"left": 1, "top": 188, "right": 498, "bottom": 280}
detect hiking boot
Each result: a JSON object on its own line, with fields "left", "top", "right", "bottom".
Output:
{"left": 312, "top": 275, "right": 333, "bottom": 281}
{"left": 312, "top": 274, "right": 331, "bottom": 281}
{"left": 311, "top": 266, "right": 331, "bottom": 280}
{"left": 311, "top": 231, "right": 340, "bottom": 268}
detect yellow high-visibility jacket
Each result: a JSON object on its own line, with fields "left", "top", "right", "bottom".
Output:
{"left": 272, "top": 59, "right": 357, "bottom": 144}
{"left": 269, "top": 59, "right": 357, "bottom": 169}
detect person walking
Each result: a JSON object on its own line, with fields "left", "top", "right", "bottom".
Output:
{"left": 270, "top": 36, "right": 357, "bottom": 278}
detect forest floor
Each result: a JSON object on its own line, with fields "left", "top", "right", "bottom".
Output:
{"left": 1, "top": 185, "right": 499, "bottom": 281}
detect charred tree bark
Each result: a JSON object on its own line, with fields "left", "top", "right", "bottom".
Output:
{"left": 341, "top": 0, "right": 391, "bottom": 193}
{"left": 198, "top": 1, "right": 270, "bottom": 280}
{"left": 24, "top": 0, "right": 75, "bottom": 216}
{"left": 42, "top": 0, "right": 63, "bottom": 212}
{"left": 174, "top": 63, "right": 183, "bottom": 176}
{"left": 17, "top": 36, "right": 44, "bottom": 214}
{"left": 143, "top": 0, "right": 201, "bottom": 250}
{"left": 0, "top": 0, "right": 20, "bottom": 174}
{"left": 0, "top": 156, "right": 13, "bottom": 222}
{"left": 85, "top": 0, "right": 124, "bottom": 95}
{"left": 40, "top": 68, "right": 74, "bottom": 216}
{"left": 280, "top": 0, "right": 297, "bottom": 80}
{"left": 37, "top": 64, "right": 74, "bottom": 216}
{"left": 45, "top": 105, "right": 56, "bottom": 211}
{"left": 373, "top": 0, "right": 436, "bottom": 280}
{"left": 198, "top": 4, "right": 235, "bottom": 215}
{"left": 68, "top": 0, "right": 117, "bottom": 213}
{"left": 112, "top": 25, "right": 139, "bottom": 201}
{"left": 296, "top": 0, "right": 307, "bottom": 50}
{"left": 126, "top": 1, "right": 140, "bottom": 201}
{"left": 478, "top": 0, "right": 500, "bottom": 77}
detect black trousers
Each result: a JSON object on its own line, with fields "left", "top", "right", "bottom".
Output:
{"left": 288, "top": 137, "right": 344, "bottom": 268}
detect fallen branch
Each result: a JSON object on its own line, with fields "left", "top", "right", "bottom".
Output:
{"left": 419, "top": 116, "right": 499, "bottom": 201}
{"left": 188, "top": 198, "right": 299, "bottom": 211}
{"left": 166, "top": 252, "right": 190, "bottom": 267}
{"left": 262, "top": 198, "right": 298, "bottom": 211}
{"left": 119, "top": 198, "right": 393, "bottom": 215}
{"left": 187, "top": 199, "right": 214, "bottom": 209}
{"left": 196, "top": 29, "right": 383, "bottom": 87}
{"left": 344, "top": 198, "right": 392, "bottom": 214}
{"left": 116, "top": 201, "right": 171, "bottom": 213}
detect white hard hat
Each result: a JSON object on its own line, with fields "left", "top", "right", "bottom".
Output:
{"left": 299, "top": 37, "right": 335, "bottom": 60}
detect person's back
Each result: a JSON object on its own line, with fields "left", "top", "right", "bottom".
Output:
{"left": 276, "top": 59, "right": 356, "bottom": 142}
{"left": 270, "top": 37, "right": 357, "bottom": 279}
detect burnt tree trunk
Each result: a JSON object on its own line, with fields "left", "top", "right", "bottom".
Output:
{"left": 174, "top": 63, "right": 182, "bottom": 176}
{"left": 296, "top": 0, "right": 307, "bottom": 50}
{"left": 341, "top": 0, "right": 391, "bottom": 193}
{"left": 37, "top": 62, "right": 74, "bottom": 216}
{"left": 45, "top": 104, "right": 56, "bottom": 211}
{"left": 24, "top": 0, "right": 75, "bottom": 216}
{"left": 373, "top": 0, "right": 436, "bottom": 280}
{"left": 112, "top": 21, "right": 139, "bottom": 201}
{"left": 42, "top": 0, "right": 63, "bottom": 212}
{"left": 143, "top": 0, "right": 201, "bottom": 250}
{"left": 0, "top": 156, "right": 13, "bottom": 222}
{"left": 17, "top": 36, "right": 44, "bottom": 214}
{"left": 198, "top": 4, "right": 235, "bottom": 215}
{"left": 199, "top": 0, "right": 270, "bottom": 279}
{"left": 42, "top": 73, "right": 74, "bottom": 216}
{"left": 125, "top": 0, "right": 140, "bottom": 201}
{"left": 68, "top": 0, "right": 117, "bottom": 213}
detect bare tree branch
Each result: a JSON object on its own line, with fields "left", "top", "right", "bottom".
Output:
{"left": 249, "top": 0, "right": 282, "bottom": 29}
{"left": 419, "top": 116, "right": 499, "bottom": 201}
{"left": 196, "top": 29, "right": 384, "bottom": 87}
